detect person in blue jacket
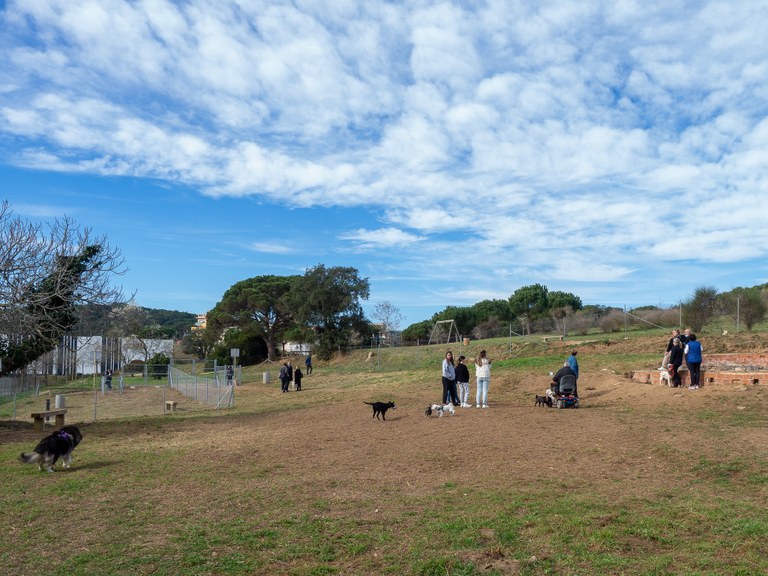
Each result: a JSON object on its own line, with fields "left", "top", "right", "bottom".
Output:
{"left": 567, "top": 350, "right": 579, "bottom": 379}
{"left": 684, "top": 334, "right": 703, "bottom": 389}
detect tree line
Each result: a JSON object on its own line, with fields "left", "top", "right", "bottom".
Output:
{"left": 4, "top": 199, "right": 767, "bottom": 375}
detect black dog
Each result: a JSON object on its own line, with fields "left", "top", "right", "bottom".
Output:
{"left": 20, "top": 425, "right": 83, "bottom": 472}
{"left": 534, "top": 395, "right": 553, "bottom": 407}
{"left": 364, "top": 401, "right": 396, "bottom": 420}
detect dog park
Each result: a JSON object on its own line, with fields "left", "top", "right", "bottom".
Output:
{"left": 2, "top": 331, "right": 767, "bottom": 575}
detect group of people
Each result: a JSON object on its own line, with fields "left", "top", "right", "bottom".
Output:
{"left": 278, "top": 361, "right": 303, "bottom": 392}
{"left": 660, "top": 328, "right": 703, "bottom": 389}
{"left": 440, "top": 349, "right": 492, "bottom": 408}
{"left": 278, "top": 354, "right": 312, "bottom": 392}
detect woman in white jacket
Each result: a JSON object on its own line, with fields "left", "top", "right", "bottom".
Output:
{"left": 475, "top": 349, "right": 491, "bottom": 408}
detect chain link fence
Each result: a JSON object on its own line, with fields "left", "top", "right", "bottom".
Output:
{"left": 0, "top": 361, "right": 243, "bottom": 427}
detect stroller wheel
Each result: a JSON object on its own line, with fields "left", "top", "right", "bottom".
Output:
{"left": 556, "top": 399, "right": 563, "bottom": 409}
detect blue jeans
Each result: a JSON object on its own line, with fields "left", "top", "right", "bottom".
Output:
{"left": 476, "top": 377, "right": 489, "bottom": 405}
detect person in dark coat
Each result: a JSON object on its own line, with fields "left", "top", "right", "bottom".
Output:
{"left": 668, "top": 338, "right": 684, "bottom": 388}
{"left": 551, "top": 362, "right": 577, "bottom": 395}
{"left": 455, "top": 355, "right": 470, "bottom": 407}
{"left": 294, "top": 367, "right": 303, "bottom": 391}
{"left": 279, "top": 362, "right": 290, "bottom": 393}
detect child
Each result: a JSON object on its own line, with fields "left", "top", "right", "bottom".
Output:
{"left": 294, "top": 367, "right": 303, "bottom": 391}
{"left": 455, "top": 355, "right": 470, "bottom": 407}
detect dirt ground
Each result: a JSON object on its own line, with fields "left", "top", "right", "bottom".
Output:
{"left": 3, "top": 336, "right": 768, "bottom": 574}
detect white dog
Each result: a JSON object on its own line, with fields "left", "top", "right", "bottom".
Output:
{"left": 425, "top": 403, "right": 456, "bottom": 417}
{"left": 659, "top": 369, "right": 671, "bottom": 386}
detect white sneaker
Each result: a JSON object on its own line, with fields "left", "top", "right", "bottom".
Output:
{"left": 482, "top": 404, "right": 489, "bottom": 408}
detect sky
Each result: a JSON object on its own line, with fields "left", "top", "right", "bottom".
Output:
{"left": 2, "top": 1, "right": 768, "bottom": 330}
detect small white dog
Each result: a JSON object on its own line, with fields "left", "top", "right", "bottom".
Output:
{"left": 425, "top": 403, "right": 456, "bottom": 417}
{"left": 659, "top": 369, "right": 671, "bottom": 386}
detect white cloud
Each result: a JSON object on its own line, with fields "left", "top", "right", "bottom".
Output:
{"left": 248, "top": 242, "right": 297, "bottom": 255}
{"left": 339, "top": 227, "right": 425, "bottom": 251}
{"left": 3, "top": 0, "right": 768, "bottom": 317}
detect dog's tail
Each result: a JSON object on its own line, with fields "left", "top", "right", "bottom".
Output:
{"left": 19, "top": 451, "right": 41, "bottom": 465}
{"left": 363, "top": 402, "right": 373, "bottom": 405}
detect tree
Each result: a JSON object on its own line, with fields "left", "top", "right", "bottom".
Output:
{"left": 0, "top": 202, "right": 126, "bottom": 376}
{"left": 147, "top": 352, "right": 170, "bottom": 380}
{"left": 682, "top": 286, "right": 719, "bottom": 332}
{"left": 548, "top": 290, "right": 583, "bottom": 335}
{"left": 431, "top": 305, "right": 476, "bottom": 335}
{"left": 470, "top": 299, "right": 513, "bottom": 324}
{"left": 548, "top": 291, "right": 582, "bottom": 314}
{"left": 402, "top": 319, "right": 432, "bottom": 343}
{"left": 180, "top": 329, "right": 217, "bottom": 360}
{"left": 109, "top": 303, "right": 169, "bottom": 364}
{"left": 287, "top": 265, "right": 370, "bottom": 360}
{"left": 721, "top": 287, "right": 767, "bottom": 331}
{"left": 508, "top": 284, "right": 549, "bottom": 335}
{"left": 371, "top": 300, "right": 404, "bottom": 345}
{"left": 208, "top": 275, "right": 297, "bottom": 361}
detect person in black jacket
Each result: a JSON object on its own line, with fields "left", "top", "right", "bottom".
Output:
{"left": 551, "top": 362, "right": 577, "bottom": 396}
{"left": 455, "top": 355, "right": 471, "bottom": 407}
{"left": 668, "top": 338, "right": 684, "bottom": 387}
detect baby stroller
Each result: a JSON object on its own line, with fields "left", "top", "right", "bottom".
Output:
{"left": 550, "top": 374, "right": 580, "bottom": 409}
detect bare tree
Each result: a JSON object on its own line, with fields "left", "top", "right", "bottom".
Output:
{"left": 372, "top": 300, "right": 404, "bottom": 345}
{"left": 0, "top": 201, "right": 127, "bottom": 375}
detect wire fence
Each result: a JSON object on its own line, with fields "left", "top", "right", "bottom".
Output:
{"left": 0, "top": 362, "right": 243, "bottom": 426}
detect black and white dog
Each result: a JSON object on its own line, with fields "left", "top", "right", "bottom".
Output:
{"left": 364, "top": 401, "right": 396, "bottom": 420}
{"left": 425, "top": 403, "right": 456, "bottom": 417}
{"left": 20, "top": 425, "right": 83, "bottom": 472}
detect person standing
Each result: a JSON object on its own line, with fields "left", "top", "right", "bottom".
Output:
{"left": 668, "top": 338, "right": 684, "bottom": 388}
{"left": 279, "top": 362, "right": 290, "bottom": 393}
{"left": 567, "top": 350, "right": 579, "bottom": 380}
{"left": 441, "top": 351, "right": 459, "bottom": 406}
{"left": 685, "top": 334, "right": 703, "bottom": 389}
{"left": 287, "top": 362, "right": 293, "bottom": 390}
{"left": 226, "top": 365, "right": 234, "bottom": 386}
{"left": 105, "top": 368, "right": 113, "bottom": 390}
{"left": 475, "top": 349, "right": 492, "bottom": 408}
{"left": 455, "top": 355, "right": 471, "bottom": 407}
{"left": 294, "top": 367, "right": 303, "bottom": 391}
{"left": 305, "top": 354, "right": 313, "bottom": 375}
{"left": 660, "top": 329, "right": 681, "bottom": 370}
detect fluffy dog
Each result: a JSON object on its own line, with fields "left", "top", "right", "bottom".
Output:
{"left": 364, "top": 401, "right": 396, "bottom": 420}
{"left": 426, "top": 403, "right": 455, "bottom": 417}
{"left": 659, "top": 369, "right": 671, "bottom": 386}
{"left": 535, "top": 394, "right": 553, "bottom": 407}
{"left": 20, "top": 425, "right": 82, "bottom": 472}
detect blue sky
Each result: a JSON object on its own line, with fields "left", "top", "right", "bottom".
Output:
{"left": 2, "top": 1, "right": 768, "bottom": 329}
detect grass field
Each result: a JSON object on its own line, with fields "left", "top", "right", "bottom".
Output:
{"left": 2, "top": 331, "right": 767, "bottom": 575}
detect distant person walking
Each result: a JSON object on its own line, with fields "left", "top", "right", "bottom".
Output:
{"left": 105, "top": 368, "right": 113, "bottom": 390}
{"left": 455, "top": 355, "right": 471, "bottom": 407}
{"left": 685, "top": 334, "right": 703, "bottom": 389}
{"left": 475, "top": 349, "right": 492, "bottom": 408}
{"left": 305, "top": 354, "right": 313, "bottom": 375}
{"left": 441, "top": 351, "right": 459, "bottom": 406}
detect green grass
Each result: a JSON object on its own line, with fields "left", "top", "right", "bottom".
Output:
{"left": 3, "top": 330, "right": 768, "bottom": 575}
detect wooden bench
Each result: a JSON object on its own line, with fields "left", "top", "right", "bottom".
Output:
{"left": 30, "top": 409, "right": 67, "bottom": 432}
{"left": 165, "top": 400, "right": 177, "bottom": 413}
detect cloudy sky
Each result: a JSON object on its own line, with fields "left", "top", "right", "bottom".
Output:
{"left": 2, "top": 0, "right": 768, "bottom": 328}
